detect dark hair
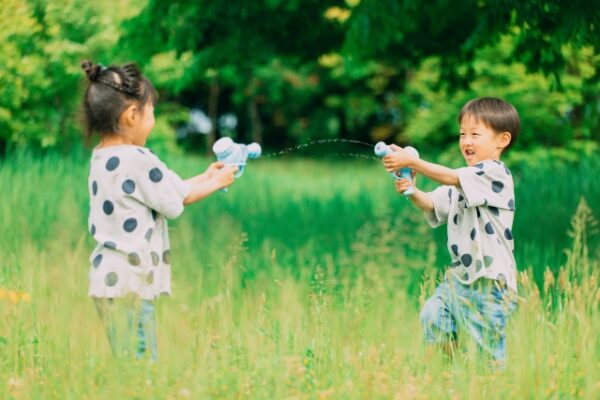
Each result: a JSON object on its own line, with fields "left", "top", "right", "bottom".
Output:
{"left": 458, "top": 97, "right": 520, "bottom": 152}
{"left": 81, "top": 60, "right": 158, "bottom": 141}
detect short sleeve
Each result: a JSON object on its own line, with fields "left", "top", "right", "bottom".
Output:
{"left": 127, "top": 153, "right": 191, "bottom": 219}
{"left": 424, "top": 185, "right": 453, "bottom": 228}
{"left": 456, "top": 160, "right": 514, "bottom": 210}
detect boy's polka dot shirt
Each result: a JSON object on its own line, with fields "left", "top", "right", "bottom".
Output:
{"left": 87, "top": 145, "right": 190, "bottom": 300}
{"left": 424, "top": 160, "right": 517, "bottom": 292}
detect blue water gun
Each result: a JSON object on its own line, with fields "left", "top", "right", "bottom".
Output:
{"left": 212, "top": 137, "right": 262, "bottom": 192}
{"left": 374, "top": 142, "right": 419, "bottom": 196}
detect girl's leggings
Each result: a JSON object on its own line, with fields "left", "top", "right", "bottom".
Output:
{"left": 93, "top": 295, "right": 158, "bottom": 361}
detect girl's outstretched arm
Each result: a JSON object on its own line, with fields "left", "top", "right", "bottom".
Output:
{"left": 183, "top": 165, "right": 237, "bottom": 205}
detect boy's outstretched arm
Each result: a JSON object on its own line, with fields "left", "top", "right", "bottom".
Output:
{"left": 384, "top": 146, "right": 460, "bottom": 187}
{"left": 395, "top": 177, "right": 434, "bottom": 212}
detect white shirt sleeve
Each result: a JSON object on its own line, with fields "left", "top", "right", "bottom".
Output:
{"left": 456, "top": 160, "right": 515, "bottom": 210}
{"left": 424, "top": 185, "right": 453, "bottom": 228}
{"left": 126, "top": 153, "right": 191, "bottom": 219}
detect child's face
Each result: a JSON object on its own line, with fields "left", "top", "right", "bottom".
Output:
{"left": 459, "top": 115, "right": 510, "bottom": 166}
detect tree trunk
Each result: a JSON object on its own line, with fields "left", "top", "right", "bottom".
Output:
{"left": 248, "top": 97, "right": 263, "bottom": 144}
{"left": 207, "top": 79, "right": 220, "bottom": 154}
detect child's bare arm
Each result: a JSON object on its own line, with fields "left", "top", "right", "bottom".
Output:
{"left": 384, "top": 148, "right": 459, "bottom": 187}
{"left": 183, "top": 165, "right": 237, "bottom": 205}
{"left": 394, "top": 176, "right": 434, "bottom": 212}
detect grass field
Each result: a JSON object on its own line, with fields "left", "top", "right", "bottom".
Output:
{"left": 0, "top": 149, "right": 599, "bottom": 399}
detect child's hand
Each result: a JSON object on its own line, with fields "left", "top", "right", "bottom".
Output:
{"left": 383, "top": 144, "right": 415, "bottom": 172}
{"left": 212, "top": 165, "right": 238, "bottom": 189}
{"left": 205, "top": 161, "right": 225, "bottom": 179}
{"left": 395, "top": 171, "right": 417, "bottom": 194}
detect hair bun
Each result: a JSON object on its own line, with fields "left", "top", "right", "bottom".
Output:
{"left": 81, "top": 60, "right": 102, "bottom": 82}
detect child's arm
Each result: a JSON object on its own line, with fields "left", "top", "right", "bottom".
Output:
{"left": 395, "top": 175, "right": 434, "bottom": 212}
{"left": 183, "top": 164, "right": 237, "bottom": 205}
{"left": 384, "top": 146, "right": 459, "bottom": 187}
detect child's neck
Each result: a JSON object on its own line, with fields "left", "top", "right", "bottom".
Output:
{"left": 98, "top": 133, "right": 135, "bottom": 148}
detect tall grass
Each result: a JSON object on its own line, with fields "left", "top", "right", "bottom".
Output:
{"left": 0, "top": 150, "right": 598, "bottom": 399}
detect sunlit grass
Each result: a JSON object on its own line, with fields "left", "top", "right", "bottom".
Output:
{"left": 0, "top": 150, "right": 598, "bottom": 398}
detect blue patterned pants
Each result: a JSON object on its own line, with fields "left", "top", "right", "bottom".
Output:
{"left": 420, "top": 275, "right": 517, "bottom": 363}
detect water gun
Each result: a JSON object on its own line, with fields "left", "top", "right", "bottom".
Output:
{"left": 374, "top": 142, "right": 419, "bottom": 196}
{"left": 212, "top": 137, "right": 262, "bottom": 192}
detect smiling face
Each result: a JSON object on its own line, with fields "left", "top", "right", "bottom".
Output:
{"left": 459, "top": 115, "right": 511, "bottom": 166}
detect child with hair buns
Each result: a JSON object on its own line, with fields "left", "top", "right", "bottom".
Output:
{"left": 81, "top": 60, "right": 237, "bottom": 360}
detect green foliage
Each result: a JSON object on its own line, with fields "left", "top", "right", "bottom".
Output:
{"left": 0, "top": 0, "right": 143, "bottom": 151}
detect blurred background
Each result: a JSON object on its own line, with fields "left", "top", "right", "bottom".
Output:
{"left": 1, "top": 0, "right": 599, "bottom": 158}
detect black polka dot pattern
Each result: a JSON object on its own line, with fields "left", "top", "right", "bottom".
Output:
{"left": 137, "top": 148, "right": 145, "bottom": 155}
{"left": 453, "top": 214, "right": 458, "bottom": 224}
{"left": 93, "top": 254, "right": 102, "bottom": 268}
{"left": 458, "top": 194, "right": 464, "bottom": 202}
{"left": 122, "top": 179, "right": 136, "bottom": 194}
{"left": 504, "top": 228, "right": 513, "bottom": 240}
{"left": 492, "top": 181, "right": 504, "bottom": 193}
{"left": 448, "top": 188, "right": 452, "bottom": 198}
{"left": 476, "top": 207, "right": 481, "bottom": 218}
{"left": 504, "top": 166, "right": 511, "bottom": 175}
{"left": 146, "top": 270, "right": 154, "bottom": 284}
{"left": 475, "top": 259, "right": 483, "bottom": 272}
{"left": 151, "top": 210, "right": 158, "bottom": 221}
{"left": 104, "top": 241, "right": 117, "bottom": 250}
{"left": 470, "top": 228, "right": 476, "bottom": 240}
{"left": 128, "top": 252, "right": 141, "bottom": 266}
{"left": 485, "top": 222, "right": 495, "bottom": 234}
{"left": 450, "top": 260, "right": 461, "bottom": 268}
{"left": 476, "top": 170, "right": 485, "bottom": 176}
{"left": 474, "top": 162, "right": 484, "bottom": 169}
{"left": 103, "top": 200, "right": 114, "bottom": 215}
{"left": 145, "top": 229, "right": 153, "bottom": 241}
{"left": 461, "top": 254, "right": 473, "bottom": 267}
{"left": 123, "top": 218, "right": 138, "bottom": 232}
{"left": 106, "top": 157, "right": 120, "bottom": 171}
{"left": 162, "top": 250, "right": 171, "bottom": 264}
{"left": 508, "top": 199, "right": 515, "bottom": 211}
{"left": 149, "top": 168, "right": 163, "bottom": 182}
{"left": 489, "top": 206, "right": 499, "bottom": 216}
{"left": 451, "top": 244, "right": 459, "bottom": 256}
{"left": 105, "top": 272, "right": 118, "bottom": 287}
{"left": 92, "top": 181, "right": 98, "bottom": 196}
{"left": 90, "top": 224, "right": 96, "bottom": 236}
{"left": 484, "top": 255, "right": 494, "bottom": 267}
{"left": 151, "top": 252, "right": 160, "bottom": 266}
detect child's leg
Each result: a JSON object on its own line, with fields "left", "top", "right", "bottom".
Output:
{"left": 93, "top": 295, "right": 139, "bottom": 358}
{"left": 460, "top": 281, "right": 517, "bottom": 366}
{"left": 420, "top": 281, "right": 459, "bottom": 358}
{"left": 136, "top": 299, "right": 158, "bottom": 361}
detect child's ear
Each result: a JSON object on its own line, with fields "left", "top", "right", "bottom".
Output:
{"left": 121, "top": 104, "right": 139, "bottom": 127}
{"left": 498, "top": 131, "right": 511, "bottom": 149}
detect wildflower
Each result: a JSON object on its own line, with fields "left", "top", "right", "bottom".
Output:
{"left": 20, "top": 292, "right": 32, "bottom": 304}
{"left": 8, "top": 291, "right": 19, "bottom": 305}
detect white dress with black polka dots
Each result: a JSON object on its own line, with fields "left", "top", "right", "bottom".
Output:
{"left": 424, "top": 159, "right": 517, "bottom": 292}
{"left": 87, "top": 145, "right": 190, "bottom": 300}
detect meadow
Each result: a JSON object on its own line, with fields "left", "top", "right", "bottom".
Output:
{"left": 0, "top": 149, "right": 599, "bottom": 399}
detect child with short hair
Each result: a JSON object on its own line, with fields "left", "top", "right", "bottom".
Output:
{"left": 383, "top": 97, "right": 519, "bottom": 365}
{"left": 81, "top": 60, "right": 237, "bottom": 360}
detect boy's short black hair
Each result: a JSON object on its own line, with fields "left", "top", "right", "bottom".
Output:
{"left": 458, "top": 97, "right": 520, "bottom": 151}
{"left": 81, "top": 60, "right": 158, "bottom": 142}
